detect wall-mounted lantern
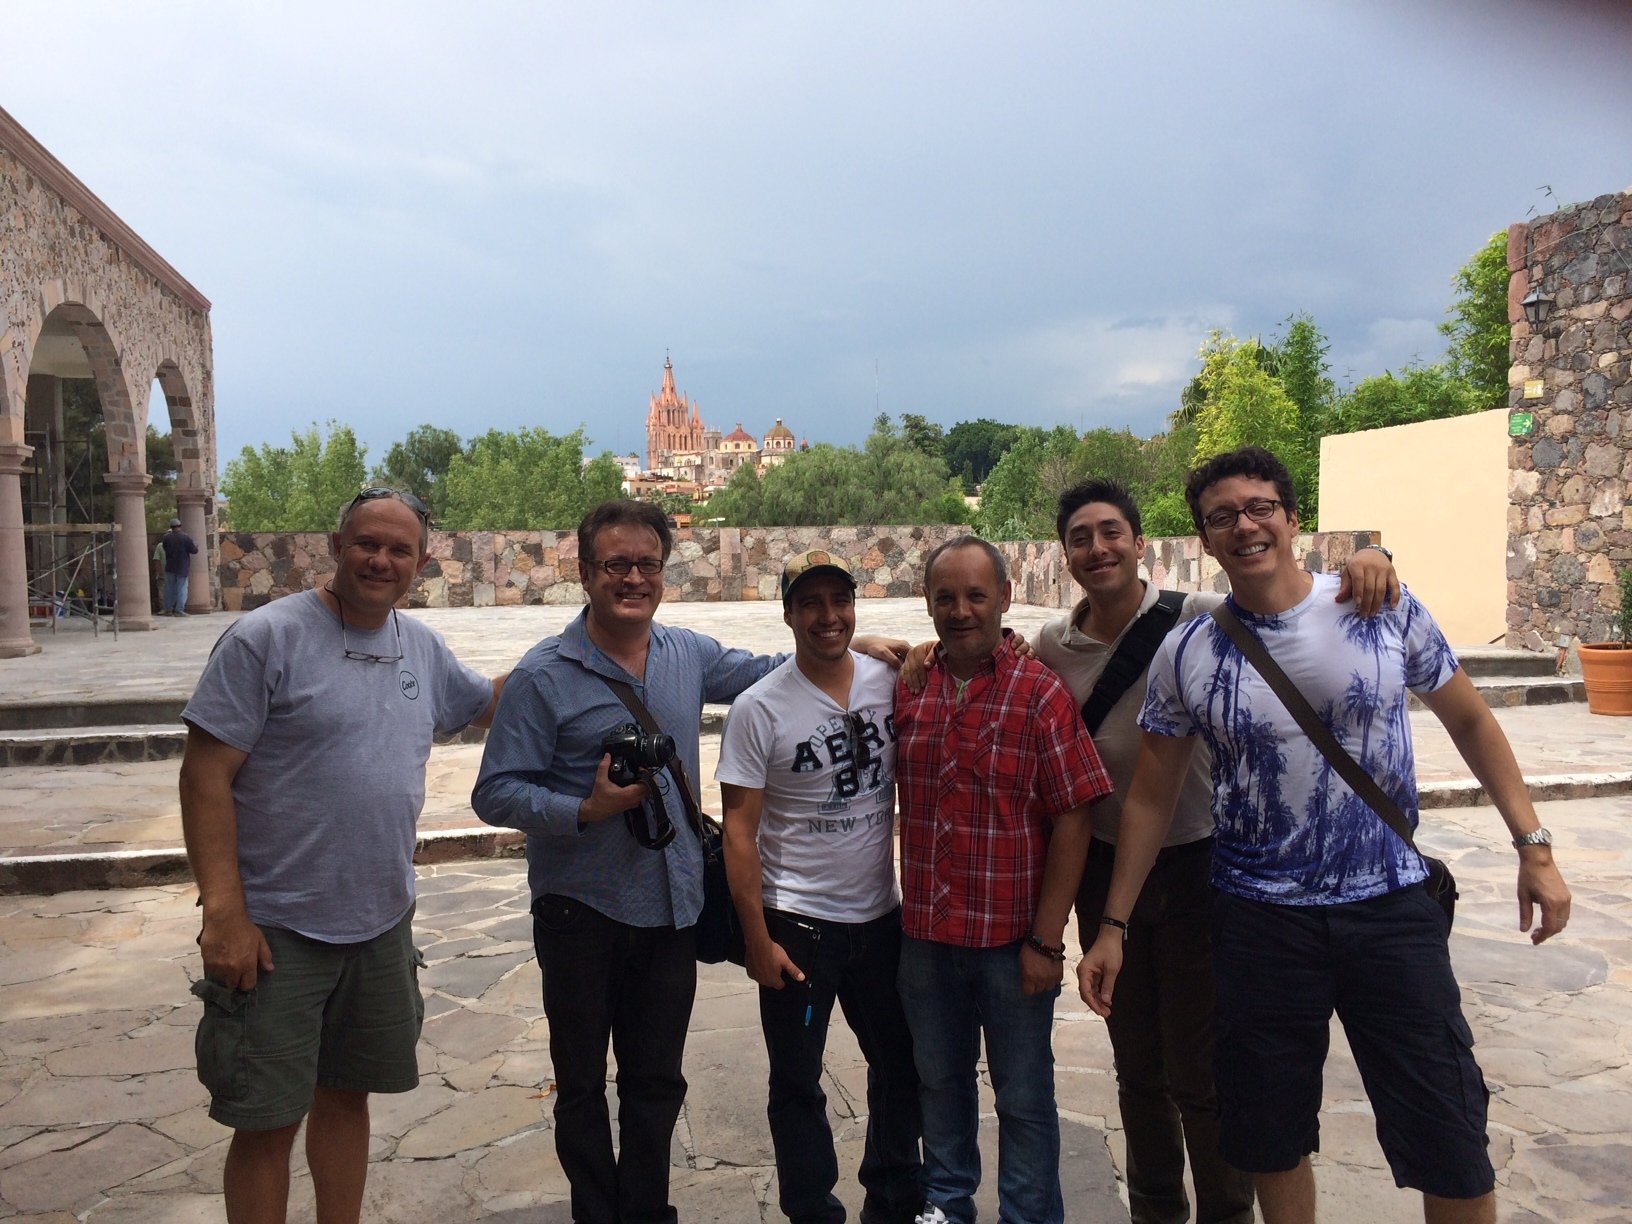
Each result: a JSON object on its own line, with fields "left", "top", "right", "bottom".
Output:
{"left": 1520, "top": 284, "right": 1555, "bottom": 327}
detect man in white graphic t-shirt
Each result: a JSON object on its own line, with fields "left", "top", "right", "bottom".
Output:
{"left": 718, "top": 551, "right": 921, "bottom": 1224}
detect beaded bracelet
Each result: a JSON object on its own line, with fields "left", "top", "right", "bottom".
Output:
{"left": 1100, "top": 916, "right": 1130, "bottom": 940}
{"left": 1024, "top": 933, "right": 1066, "bottom": 962}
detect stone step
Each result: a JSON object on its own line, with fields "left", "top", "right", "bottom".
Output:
{"left": 1457, "top": 648, "right": 1559, "bottom": 679}
{"left": 7, "top": 770, "right": 1628, "bottom": 895}
{"left": 0, "top": 724, "right": 188, "bottom": 767}
{"left": 1465, "top": 675, "right": 1585, "bottom": 709}
{"left": 0, "top": 697, "right": 187, "bottom": 732}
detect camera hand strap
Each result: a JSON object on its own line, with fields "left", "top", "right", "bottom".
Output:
{"left": 598, "top": 676, "right": 711, "bottom": 839}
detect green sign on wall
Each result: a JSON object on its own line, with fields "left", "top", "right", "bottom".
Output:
{"left": 1508, "top": 412, "right": 1535, "bottom": 437}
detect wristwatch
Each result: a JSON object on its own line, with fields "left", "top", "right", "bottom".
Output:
{"left": 1512, "top": 828, "right": 1553, "bottom": 849}
{"left": 1361, "top": 544, "right": 1393, "bottom": 561}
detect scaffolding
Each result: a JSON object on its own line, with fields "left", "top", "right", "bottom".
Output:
{"left": 23, "top": 522, "right": 120, "bottom": 636}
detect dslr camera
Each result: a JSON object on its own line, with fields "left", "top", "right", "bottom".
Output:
{"left": 601, "top": 723, "right": 677, "bottom": 786}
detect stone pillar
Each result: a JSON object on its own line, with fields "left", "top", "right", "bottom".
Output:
{"left": 0, "top": 443, "right": 41, "bottom": 657}
{"left": 177, "top": 490, "right": 213, "bottom": 614}
{"left": 104, "top": 471, "right": 157, "bottom": 631}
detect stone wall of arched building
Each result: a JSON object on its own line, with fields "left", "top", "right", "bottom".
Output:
{"left": 0, "top": 105, "right": 215, "bottom": 655}
{"left": 1505, "top": 190, "right": 1632, "bottom": 649}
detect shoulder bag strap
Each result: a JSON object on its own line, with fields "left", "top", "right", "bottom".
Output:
{"left": 1078, "top": 589, "right": 1187, "bottom": 734}
{"left": 598, "top": 675, "right": 710, "bottom": 838}
{"left": 1208, "top": 603, "right": 1420, "bottom": 853}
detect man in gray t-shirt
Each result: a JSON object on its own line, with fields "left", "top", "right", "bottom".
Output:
{"left": 179, "top": 488, "right": 500, "bottom": 1224}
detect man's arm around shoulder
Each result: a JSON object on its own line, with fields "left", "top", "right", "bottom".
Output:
{"left": 1418, "top": 669, "right": 1571, "bottom": 944}
{"left": 179, "top": 726, "right": 273, "bottom": 991}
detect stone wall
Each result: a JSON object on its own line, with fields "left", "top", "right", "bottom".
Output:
{"left": 1506, "top": 190, "right": 1632, "bottom": 647}
{"left": 218, "top": 524, "right": 1381, "bottom": 612}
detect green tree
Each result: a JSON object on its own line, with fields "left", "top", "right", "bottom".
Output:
{"left": 220, "top": 422, "right": 369, "bottom": 531}
{"left": 897, "top": 412, "right": 946, "bottom": 460}
{"left": 701, "top": 464, "right": 764, "bottom": 526}
{"left": 945, "top": 418, "right": 1024, "bottom": 493}
{"left": 439, "top": 428, "right": 622, "bottom": 530}
{"left": 1441, "top": 232, "right": 1510, "bottom": 411}
{"left": 1327, "top": 364, "right": 1477, "bottom": 435}
{"left": 974, "top": 425, "right": 1081, "bottom": 539}
{"left": 371, "top": 424, "right": 464, "bottom": 516}
{"left": 1187, "top": 334, "right": 1316, "bottom": 524}
{"left": 1138, "top": 423, "right": 1199, "bottom": 537}
{"left": 703, "top": 419, "right": 967, "bottom": 527}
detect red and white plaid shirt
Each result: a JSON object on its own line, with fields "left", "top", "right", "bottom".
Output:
{"left": 894, "top": 632, "right": 1112, "bottom": 948}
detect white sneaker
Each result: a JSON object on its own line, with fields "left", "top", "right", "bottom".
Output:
{"left": 914, "top": 1207, "right": 950, "bottom": 1224}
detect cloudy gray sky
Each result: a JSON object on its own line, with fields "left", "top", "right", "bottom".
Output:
{"left": 7, "top": 0, "right": 1631, "bottom": 469}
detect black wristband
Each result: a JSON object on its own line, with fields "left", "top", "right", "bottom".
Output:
{"left": 1100, "top": 916, "right": 1130, "bottom": 940}
{"left": 1024, "top": 933, "right": 1066, "bottom": 962}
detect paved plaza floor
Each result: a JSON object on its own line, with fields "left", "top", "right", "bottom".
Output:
{"left": 1, "top": 604, "right": 1630, "bottom": 1220}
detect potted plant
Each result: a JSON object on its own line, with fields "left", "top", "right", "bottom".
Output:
{"left": 1578, "top": 563, "right": 1632, "bottom": 716}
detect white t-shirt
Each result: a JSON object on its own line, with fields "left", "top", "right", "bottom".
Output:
{"left": 716, "top": 651, "right": 900, "bottom": 923}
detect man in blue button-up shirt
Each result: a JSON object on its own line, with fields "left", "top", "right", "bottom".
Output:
{"left": 474, "top": 500, "right": 899, "bottom": 1224}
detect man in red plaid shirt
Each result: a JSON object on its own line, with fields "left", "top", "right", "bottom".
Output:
{"left": 894, "top": 536, "right": 1111, "bottom": 1224}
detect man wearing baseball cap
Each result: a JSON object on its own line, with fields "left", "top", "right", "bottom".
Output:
{"left": 717, "top": 549, "right": 922, "bottom": 1224}
{"left": 158, "top": 516, "right": 199, "bottom": 616}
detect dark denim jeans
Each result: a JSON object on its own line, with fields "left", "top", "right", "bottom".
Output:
{"left": 532, "top": 894, "right": 697, "bottom": 1224}
{"left": 760, "top": 906, "right": 922, "bottom": 1224}
{"left": 897, "top": 937, "right": 1061, "bottom": 1224}
{"left": 1076, "top": 837, "right": 1252, "bottom": 1224}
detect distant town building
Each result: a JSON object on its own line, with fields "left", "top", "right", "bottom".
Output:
{"left": 643, "top": 356, "right": 805, "bottom": 496}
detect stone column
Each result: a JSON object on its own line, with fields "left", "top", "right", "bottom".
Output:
{"left": 104, "top": 471, "right": 157, "bottom": 631}
{"left": 176, "top": 490, "right": 213, "bottom": 614}
{"left": 0, "top": 443, "right": 41, "bottom": 657}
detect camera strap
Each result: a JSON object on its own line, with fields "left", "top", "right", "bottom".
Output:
{"left": 598, "top": 676, "right": 711, "bottom": 840}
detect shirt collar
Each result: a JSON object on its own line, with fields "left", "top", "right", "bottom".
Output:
{"left": 559, "top": 608, "right": 667, "bottom": 675}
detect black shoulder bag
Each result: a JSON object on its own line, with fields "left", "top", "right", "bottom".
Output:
{"left": 599, "top": 677, "right": 746, "bottom": 965}
{"left": 1078, "top": 589, "right": 1187, "bottom": 734}
{"left": 1209, "top": 604, "right": 1458, "bottom": 926}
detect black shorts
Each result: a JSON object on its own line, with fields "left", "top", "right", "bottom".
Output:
{"left": 1211, "top": 886, "right": 1493, "bottom": 1199}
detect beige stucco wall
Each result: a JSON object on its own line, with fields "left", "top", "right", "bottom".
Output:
{"left": 1320, "top": 409, "right": 1508, "bottom": 645}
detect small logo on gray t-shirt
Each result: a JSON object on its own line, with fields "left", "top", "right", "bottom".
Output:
{"left": 399, "top": 671, "right": 420, "bottom": 700}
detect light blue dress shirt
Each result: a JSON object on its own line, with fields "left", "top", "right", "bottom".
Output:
{"left": 472, "top": 608, "right": 781, "bottom": 927}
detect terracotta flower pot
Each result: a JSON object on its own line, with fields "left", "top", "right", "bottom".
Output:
{"left": 1578, "top": 642, "right": 1632, "bottom": 716}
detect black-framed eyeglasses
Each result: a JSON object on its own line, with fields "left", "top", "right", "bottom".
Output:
{"left": 845, "top": 712, "right": 875, "bottom": 773}
{"left": 340, "top": 605, "right": 405, "bottom": 664}
{"left": 348, "top": 486, "right": 431, "bottom": 523}
{"left": 590, "top": 557, "right": 664, "bottom": 577}
{"left": 1202, "top": 498, "right": 1284, "bottom": 533}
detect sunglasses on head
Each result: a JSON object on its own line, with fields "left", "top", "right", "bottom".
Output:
{"left": 348, "top": 486, "right": 431, "bottom": 522}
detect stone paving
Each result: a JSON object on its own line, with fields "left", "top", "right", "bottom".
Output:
{"left": 2, "top": 603, "right": 1631, "bottom": 1219}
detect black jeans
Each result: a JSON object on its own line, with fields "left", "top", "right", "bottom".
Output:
{"left": 532, "top": 894, "right": 697, "bottom": 1224}
{"left": 1076, "top": 838, "right": 1253, "bottom": 1224}
{"left": 760, "top": 906, "right": 922, "bottom": 1224}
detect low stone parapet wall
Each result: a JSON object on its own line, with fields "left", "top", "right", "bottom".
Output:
{"left": 217, "top": 525, "right": 1380, "bottom": 612}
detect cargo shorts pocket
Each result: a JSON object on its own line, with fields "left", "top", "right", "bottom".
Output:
{"left": 191, "top": 977, "right": 252, "bottom": 1103}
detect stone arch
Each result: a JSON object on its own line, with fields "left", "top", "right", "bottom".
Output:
{"left": 2, "top": 105, "right": 215, "bottom": 651}
{"left": 29, "top": 295, "right": 144, "bottom": 475}
{"left": 154, "top": 359, "right": 208, "bottom": 489}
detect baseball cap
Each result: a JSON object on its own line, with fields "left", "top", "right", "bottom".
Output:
{"left": 780, "top": 550, "right": 857, "bottom": 606}
{"left": 168, "top": 518, "right": 182, "bottom": 527}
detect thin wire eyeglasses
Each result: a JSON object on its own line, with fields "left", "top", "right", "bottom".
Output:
{"left": 589, "top": 558, "right": 664, "bottom": 577}
{"left": 1202, "top": 498, "right": 1285, "bottom": 533}
{"left": 339, "top": 604, "right": 405, "bottom": 664}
